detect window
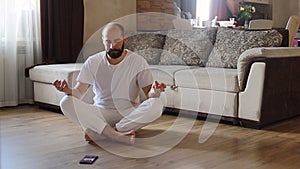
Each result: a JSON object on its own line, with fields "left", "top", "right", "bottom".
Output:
{"left": 196, "top": 0, "right": 211, "bottom": 26}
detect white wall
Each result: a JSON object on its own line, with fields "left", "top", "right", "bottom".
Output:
{"left": 83, "top": 0, "right": 136, "bottom": 43}
{"left": 272, "top": 0, "right": 300, "bottom": 28}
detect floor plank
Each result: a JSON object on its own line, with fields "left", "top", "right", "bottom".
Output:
{"left": 1, "top": 105, "right": 300, "bottom": 169}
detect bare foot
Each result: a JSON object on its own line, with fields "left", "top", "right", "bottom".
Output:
{"left": 114, "top": 130, "right": 136, "bottom": 145}
{"left": 84, "top": 128, "right": 105, "bottom": 144}
{"left": 112, "top": 127, "right": 136, "bottom": 145}
{"left": 85, "top": 128, "right": 135, "bottom": 145}
{"left": 84, "top": 132, "right": 92, "bottom": 143}
{"left": 103, "top": 126, "right": 136, "bottom": 145}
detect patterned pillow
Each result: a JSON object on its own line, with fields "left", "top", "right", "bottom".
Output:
{"left": 159, "top": 28, "right": 217, "bottom": 66}
{"left": 125, "top": 32, "right": 166, "bottom": 65}
{"left": 206, "top": 28, "right": 283, "bottom": 68}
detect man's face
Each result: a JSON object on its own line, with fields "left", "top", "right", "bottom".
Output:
{"left": 102, "top": 27, "right": 124, "bottom": 59}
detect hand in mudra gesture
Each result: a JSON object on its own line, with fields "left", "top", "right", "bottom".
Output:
{"left": 53, "top": 80, "right": 71, "bottom": 93}
{"left": 148, "top": 81, "right": 166, "bottom": 98}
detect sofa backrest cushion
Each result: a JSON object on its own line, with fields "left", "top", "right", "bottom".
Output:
{"left": 206, "top": 28, "right": 283, "bottom": 68}
{"left": 159, "top": 28, "right": 217, "bottom": 66}
{"left": 125, "top": 32, "right": 166, "bottom": 65}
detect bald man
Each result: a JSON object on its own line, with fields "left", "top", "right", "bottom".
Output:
{"left": 53, "top": 22, "right": 166, "bottom": 145}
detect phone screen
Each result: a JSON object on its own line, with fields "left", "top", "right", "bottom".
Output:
{"left": 79, "top": 155, "right": 98, "bottom": 164}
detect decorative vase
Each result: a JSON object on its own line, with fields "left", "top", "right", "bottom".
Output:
{"left": 244, "top": 19, "right": 249, "bottom": 29}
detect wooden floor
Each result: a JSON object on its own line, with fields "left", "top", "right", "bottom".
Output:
{"left": 1, "top": 105, "right": 300, "bottom": 169}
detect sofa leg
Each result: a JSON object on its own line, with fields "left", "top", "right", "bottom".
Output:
{"left": 35, "top": 102, "right": 62, "bottom": 113}
{"left": 239, "top": 120, "right": 262, "bottom": 129}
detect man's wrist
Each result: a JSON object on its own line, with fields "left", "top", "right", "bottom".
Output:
{"left": 148, "top": 89, "right": 161, "bottom": 98}
{"left": 65, "top": 88, "right": 72, "bottom": 95}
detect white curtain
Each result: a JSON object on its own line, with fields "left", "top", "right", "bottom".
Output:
{"left": 0, "top": 0, "right": 42, "bottom": 107}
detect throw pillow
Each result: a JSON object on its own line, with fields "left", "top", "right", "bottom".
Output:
{"left": 206, "top": 28, "right": 283, "bottom": 68}
{"left": 159, "top": 28, "right": 217, "bottom": 66}
{"left": 125, "top": 32, "right": 166, "bottom": 65}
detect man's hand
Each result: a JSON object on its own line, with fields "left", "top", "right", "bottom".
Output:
{"left": 53, "top": 80, "right": 72, "bottom": 95}
{"left": 148, "top": 81, "right": 166, "bottom": 98}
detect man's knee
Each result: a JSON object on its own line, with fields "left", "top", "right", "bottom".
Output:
{"left": 60, "top": 95, "right": 72, "bottom": 109}
{"left": 146, "top": 98, "right": 164, "bottom": 118}
{"left": 60, "top": 95, "right": 76, "bottom": 116}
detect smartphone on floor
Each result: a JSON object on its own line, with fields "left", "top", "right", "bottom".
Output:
{"left": 79, "top": 155, "right": 98, "bottom": 164}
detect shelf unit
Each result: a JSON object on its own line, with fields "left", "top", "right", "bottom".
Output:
{"left": 295, "top": 29, "right": 300, "bottom": 47}
{"left": 242, "top": 0, "right": 272, "bottom": 19}
{"left": 244, "top": 0, "right": 269, "bottom": 5}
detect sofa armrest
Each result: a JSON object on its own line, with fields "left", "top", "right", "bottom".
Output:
{"left": 25, "top": 62, "right": 48, "bottom": 78}
{"left": 238, "top": 47, "right": 300, "bottom": 127}
{"left": 237, "top": 47, "right": 300, "bottom": 90}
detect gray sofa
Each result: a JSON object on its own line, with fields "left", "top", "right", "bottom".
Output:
{"left": 29, "top": 27, "right": 300, "bottom": 128}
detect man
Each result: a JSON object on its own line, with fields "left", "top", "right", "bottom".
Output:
{"left": 226, "top": 0, "right": 239, "bottom": 18}
{"left": 53, "top": 23, "right": 166, "bottom": 145}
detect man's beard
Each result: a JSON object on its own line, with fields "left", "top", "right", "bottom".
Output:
{"left": 107, "top": 43, "right": 125, "bottom": 59}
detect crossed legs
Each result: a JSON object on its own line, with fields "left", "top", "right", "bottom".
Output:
{"left": 60, "top": 95, "right": 163, "bottom": 144}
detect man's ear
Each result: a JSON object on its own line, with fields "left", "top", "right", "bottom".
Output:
{"left": 123, "top": 37, "right": 127, "bottom": 43}
{"left": 102, "top": 37, "right": 105, "bottom": 44}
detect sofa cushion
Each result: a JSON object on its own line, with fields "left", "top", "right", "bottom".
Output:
{"left": 159, "top": 28, "right": 217, "bottom": 66}
{"left": 174, "top": 67, "right": 239, "bottom": 92}
{"left": 29, "top": 63, "right": 83, "bottom": 87}
{"left": 149, "top": 65, "right": 197, "bottom": 86}
{"left": 206, "top": 28, "right": 283, "bottom": 68}
{"left": 125, "top": 32, "right": 166, "bottom": 65}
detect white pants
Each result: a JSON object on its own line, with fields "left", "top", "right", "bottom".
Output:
{"left": 60, "top": 95, "right": 163, "bottom": 134}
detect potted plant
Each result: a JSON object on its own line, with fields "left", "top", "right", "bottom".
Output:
{"left": 238, "top": 3, "right": 256, "bottom": 28}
